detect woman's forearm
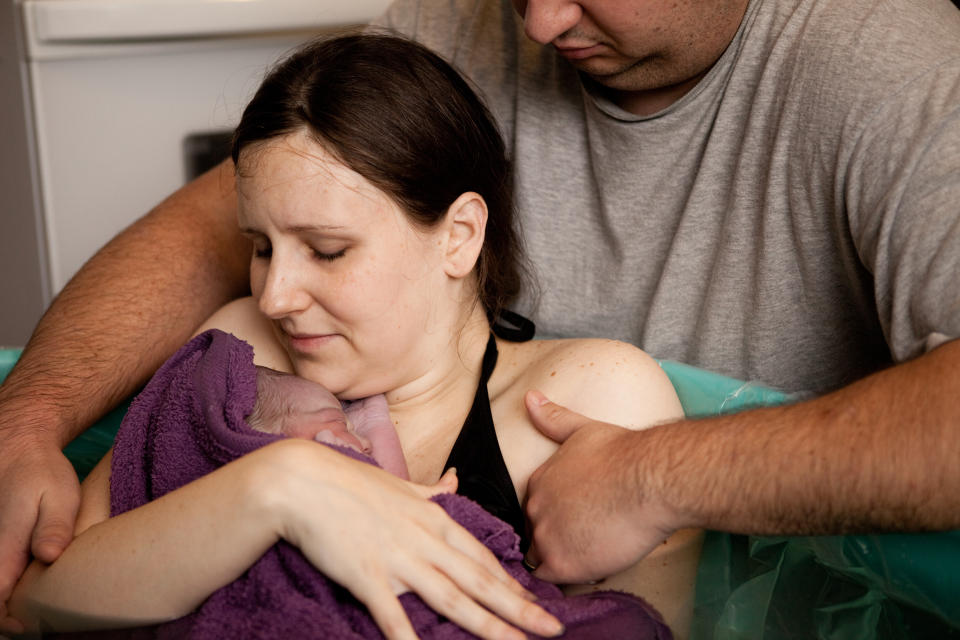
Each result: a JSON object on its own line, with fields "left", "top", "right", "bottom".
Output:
{"left": 8, "top": 446, "right": 285, "bottom": 633}
{"left": 12, "top": 438, "right": 563, "bottom": 640}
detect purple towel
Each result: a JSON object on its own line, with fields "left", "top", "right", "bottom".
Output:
{"left": 107, "top": 329, "right": 671, "bottom": 639}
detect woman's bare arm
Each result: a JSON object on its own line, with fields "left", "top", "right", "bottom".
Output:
{"left": 9, "top": 444, "right": 287, "bottom": 633}
{"left": 193, "top": 297, "right": 292, "bottom": 371}
{"left": 510, "top": 339, "right": 697, "bottom": 637}
{"left": 503, "top": 338, "right": 684, "bottom": 498}
{"left": 8, "top": 439, "right": 563, "bottom": 640}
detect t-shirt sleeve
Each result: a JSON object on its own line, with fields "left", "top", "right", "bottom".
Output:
{"left": 846, "top": 58, "right": 960, "bottom": 362}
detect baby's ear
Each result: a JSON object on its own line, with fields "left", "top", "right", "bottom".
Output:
{"left": 442, "top": 192, "right": 487, "bottom": 279}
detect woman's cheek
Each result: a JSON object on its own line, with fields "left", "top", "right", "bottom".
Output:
{"left": 332, "top": 261, "right": 400, "bottom": 319}
{"left": 249, "top": 262, "right": 268, "bottom": 300}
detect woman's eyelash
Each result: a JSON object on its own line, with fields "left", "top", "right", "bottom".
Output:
{"left": 250, "top": 244, "right": 344, "bottom": 261}
{"left": 313, "top": 248, "right": 346, "bottom": 261}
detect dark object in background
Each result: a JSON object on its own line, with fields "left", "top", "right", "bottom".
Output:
{"left": 183, "top": 130, "right": 233, "bottom": 181}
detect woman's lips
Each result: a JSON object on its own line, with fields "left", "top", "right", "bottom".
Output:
{"left": 285, "top": 332, "right": 339, "bottom": 353}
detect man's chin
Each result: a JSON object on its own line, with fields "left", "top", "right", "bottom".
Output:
{"left": 573, "top": 57, "right": 637, "bottom": 78}
{"left": 576, "top": 57, "right": 659, "bottom": 91}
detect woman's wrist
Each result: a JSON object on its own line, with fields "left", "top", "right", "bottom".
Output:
{"left": 243, "top": 438, "right": 346, "bottom": 544}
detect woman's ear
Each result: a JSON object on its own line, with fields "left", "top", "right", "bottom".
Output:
{"left": 442, "top": 192, "right": 487, "bottom": 279}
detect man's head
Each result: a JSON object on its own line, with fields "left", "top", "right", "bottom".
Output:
{"left": 511, "top": 0, "right": 750, "bottom": 114}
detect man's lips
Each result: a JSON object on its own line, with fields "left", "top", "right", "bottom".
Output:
{"left": 554, "top": 43, "right": 605, "bottom": 60}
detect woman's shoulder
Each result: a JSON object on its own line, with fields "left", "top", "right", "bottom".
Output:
{"left": 495, "top": 338, "right": 683, "bottom": 429}
{"left": 194, "top": 296, "right": 293, "bottom": 372}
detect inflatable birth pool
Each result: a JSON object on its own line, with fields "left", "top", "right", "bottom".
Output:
{"left": 2, "top": 349, "right": 958, "bottom": 639}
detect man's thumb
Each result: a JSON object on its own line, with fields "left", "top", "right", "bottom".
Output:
{"left": 524, "top": 390, "right": 587, "bottom": 443}
{"left": 31, "top": 489, "right": 79, "bottom": 563}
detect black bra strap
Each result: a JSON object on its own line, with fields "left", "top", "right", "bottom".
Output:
{"left": 492, "top": 309, "right": 535, "bottom": 342}
{"left": 442, "top": 332, "right": 530, "bottom": 553}
{"left": 478, "top": 332, "right": 499, "bottom": 384}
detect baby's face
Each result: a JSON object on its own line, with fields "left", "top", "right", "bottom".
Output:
{"left": 248, "top": 366, "right": 368, "bottom": 452}
{"left": 248, "top": 366, "right": 410, "bottom": 480}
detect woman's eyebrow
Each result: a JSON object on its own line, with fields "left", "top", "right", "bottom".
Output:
{"left": 284, "top": 224, "right": 346, "bottom": 233}
{"left": 238, "top": 224, "right": 345, "bottom": 235}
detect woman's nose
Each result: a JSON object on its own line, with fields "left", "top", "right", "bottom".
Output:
{"left": 258, "top": 260, "right": 310, "bottom": 319}
{"left": 520, "top": 0, "right": 584, "bottom": 45}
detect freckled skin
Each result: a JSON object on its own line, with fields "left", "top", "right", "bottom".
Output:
{"left": 247, "top": 366, "right": 410, "bottom": 480}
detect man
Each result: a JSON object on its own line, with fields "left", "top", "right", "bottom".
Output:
{"left": 1, "top": 0, "right": 959, "bottom": 630}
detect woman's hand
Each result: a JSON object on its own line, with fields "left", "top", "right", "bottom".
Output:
{"left": 262, "top": 439, "right": 564, "bottom": 640}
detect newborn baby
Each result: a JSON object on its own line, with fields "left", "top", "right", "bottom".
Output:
{"left": 247, "top": 366, "right": 410, "bottom": 480}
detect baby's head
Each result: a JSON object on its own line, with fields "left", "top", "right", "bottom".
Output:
{"left": 248, "top": 365, "right": 367, "bottom": 452}
{"left": 247, "top": 366, "right": 411, "bottom": 480}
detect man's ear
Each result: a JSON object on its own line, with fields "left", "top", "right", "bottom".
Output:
{"left": 443, "top": 192, "right": 487, "bottom": 279}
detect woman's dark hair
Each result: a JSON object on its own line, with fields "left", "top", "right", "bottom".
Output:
{"left": 233, "top": 32, "right": 526, "bottom": 320}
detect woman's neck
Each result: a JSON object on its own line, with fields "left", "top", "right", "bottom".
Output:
{"left": 384, "top": 305, "right": 491, "bottom": 478}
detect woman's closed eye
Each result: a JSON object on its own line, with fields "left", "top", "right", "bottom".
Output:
{"left": 312, "top": 247, "right": 346, "bottom": 262}
{"left": 249, "top": 242, "right": 344, "bottom": 262}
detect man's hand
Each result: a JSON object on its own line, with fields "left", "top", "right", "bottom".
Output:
{"left": 522, "top": 390, "right": 678, "bottom": 584}
{"left": 0, "top": 431, "right": 80, "bottom": 634}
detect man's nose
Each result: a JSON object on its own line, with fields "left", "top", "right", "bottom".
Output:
{"left": 258, "top": 259, "right": 310, "bottom": 319}
{"left": 520, "top": 0, "right": 584, "bottom": 45}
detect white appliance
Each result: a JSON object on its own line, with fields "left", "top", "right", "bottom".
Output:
{"left": 0, "top": 0, "right": 391, "bottom": 345}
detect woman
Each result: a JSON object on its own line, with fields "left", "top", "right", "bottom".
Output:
{"left": 9, "top": 34, "right": 698, "bottom": 639}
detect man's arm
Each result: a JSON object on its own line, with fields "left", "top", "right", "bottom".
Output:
{"left": 0, "top": 160, "right": 250, "bottom": 624}
{"left": 523, "top": 338, "right": 960, "bottom": 583}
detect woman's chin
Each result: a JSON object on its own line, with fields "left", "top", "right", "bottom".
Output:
{"left": 288, "top": 366, "right": 374, "bottom": 401}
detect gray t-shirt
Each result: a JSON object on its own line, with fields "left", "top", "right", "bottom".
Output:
{"left": 376, "top": 0, "right": 960, "bottom": 393}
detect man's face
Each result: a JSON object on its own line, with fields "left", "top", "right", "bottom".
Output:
{"left": 511, "top": 0, "right": 750, "bottom": 113}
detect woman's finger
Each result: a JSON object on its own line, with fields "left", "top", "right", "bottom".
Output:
{"left": 435, "top": 513, "right": 532, "bottom": 599}
{"left": 368, "top": 493, "right": 561, "bottom": 638}
{"left": 355, "top": 578, "right": 420, "bottom": 640}
{"left": 412, "top": 531, "right": 564, "bottom": 638}
{"left": 399, "top": 560, "right": 528, "bottom": 640}
{"left": 412, "top": 468, "right": 458, "bottom": 498}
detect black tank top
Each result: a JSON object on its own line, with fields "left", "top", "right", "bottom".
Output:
{"left": 442, "top": 312, "right": 534, "bottom": 553}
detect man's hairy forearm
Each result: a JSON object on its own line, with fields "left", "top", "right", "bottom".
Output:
{"left": 0, "top": 161, "right": 250, "bottom": 446}
{"left": 641, "top": 338, "right": 960, "bottom": 535}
